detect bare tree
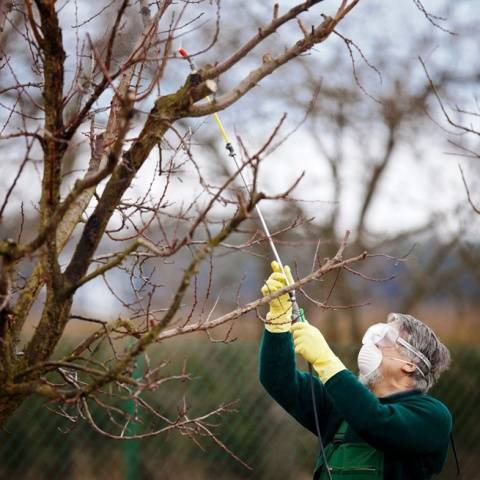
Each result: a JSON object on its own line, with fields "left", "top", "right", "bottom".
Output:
{"left": 0, "top": 0, "right": 372, "bottom": 452}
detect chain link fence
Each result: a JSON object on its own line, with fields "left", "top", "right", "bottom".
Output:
{"left": 1, "top": 337, "right": 478, "bottom": 479}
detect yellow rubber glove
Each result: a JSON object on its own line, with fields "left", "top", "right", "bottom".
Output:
{"left": 290, "top": 322, "right": 346, "bottom": 383}
{"left": 261, "top": 261, "right": 293, "bottom": 333}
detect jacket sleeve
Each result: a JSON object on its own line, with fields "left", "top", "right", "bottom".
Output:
{"left": 259, "top": 330, "right": 336, "bottom": 436}
{"left": 325, "top": 370, "right": 452, "bottom": 455}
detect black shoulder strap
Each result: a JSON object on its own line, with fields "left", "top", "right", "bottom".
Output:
{"left": 450, "top": 433, "right": 461, "bottom": 477}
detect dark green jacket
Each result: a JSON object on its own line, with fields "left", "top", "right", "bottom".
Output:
{"left": 259, "top": 331, "right": 452, "bottom": 479}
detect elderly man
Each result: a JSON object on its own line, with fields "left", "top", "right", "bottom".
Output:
{"left": 260, "top": 262, "right": 452, "bottom": 480}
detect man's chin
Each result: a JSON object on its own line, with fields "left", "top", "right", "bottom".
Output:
{"left": 358, "top": 369, "right": 383, "bottom": 389}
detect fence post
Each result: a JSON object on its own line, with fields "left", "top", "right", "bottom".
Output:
{"left": 123, "top": 351, "right": 144, "bottom": 480}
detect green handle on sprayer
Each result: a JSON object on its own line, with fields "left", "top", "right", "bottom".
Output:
{"left": 299, "top": 308, "right": 306, "bottom": 322}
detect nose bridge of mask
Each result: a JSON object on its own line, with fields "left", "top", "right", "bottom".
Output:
{"left": 362, "top": 323, "right": 397, "bottom": 347}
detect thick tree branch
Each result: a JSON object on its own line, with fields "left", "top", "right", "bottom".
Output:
{"left": 1, "top": 382, "right": 59, "bottom": 399}
{"left": 21, "top": 93, "right": 135, "bottom": 367}
{"left": 32, "top": 0, "right": 66, "bottom": 211}
{"left": 188, "top": 2, "right": 360, "bottom": 117}
{"left": 63, "top": 78, "right": 216, "bottom": 288}
{"left": 203, "top": 0, "right": 326, "bottom": 80}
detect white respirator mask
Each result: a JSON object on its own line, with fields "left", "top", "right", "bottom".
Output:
{"left": 357, "top": 342, "right": 383, "bottom": 380}
{"left": 357, "top": 323, "right": 431, "bottom": 381}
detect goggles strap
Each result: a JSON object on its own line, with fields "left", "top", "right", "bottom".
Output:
{"left": 396, "top": 337, "right": 431, "bottom": 373}
{"left": 384, "top": 356, "right": 427, "bottom": 378}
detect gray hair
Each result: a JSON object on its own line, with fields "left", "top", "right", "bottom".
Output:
{"left": 387, "top": 313, "right": 451, "bottom": 392}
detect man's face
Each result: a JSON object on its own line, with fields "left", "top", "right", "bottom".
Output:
{"left": 358, "top": 322, "right": 418, "bottom": 389}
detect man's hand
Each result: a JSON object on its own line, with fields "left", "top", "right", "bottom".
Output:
{"left": 291, "top": 322, "right": 346, "bottom": 382}
{"left": 261, "top": 261, "right": 293, "bottom": 333}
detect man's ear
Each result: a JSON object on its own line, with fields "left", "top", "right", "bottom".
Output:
{"left": 401, "top": 362, "right": 417, "bottom": 374}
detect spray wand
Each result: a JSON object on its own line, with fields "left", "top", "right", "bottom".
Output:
{"left": 178, "top": 48, "right": 331, "bottom": 479}
{"left": 177, "top": 47, "right": 304, "bottom": 319}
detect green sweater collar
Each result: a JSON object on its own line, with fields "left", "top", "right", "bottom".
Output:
{"left": 379, "top": 388, "right": 422, "bottom": 403}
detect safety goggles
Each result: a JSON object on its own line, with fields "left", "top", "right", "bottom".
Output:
{"left": 362, "top": 323, "right": 431, "bottom": 376}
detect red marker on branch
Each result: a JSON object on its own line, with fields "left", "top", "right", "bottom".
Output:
{"left": 178, "top": 47, "right": 195, "bottom": 71}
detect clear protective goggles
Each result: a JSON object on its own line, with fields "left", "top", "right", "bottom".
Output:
{"left": 362, "top": 323, "right": 431, "bottom": 376}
